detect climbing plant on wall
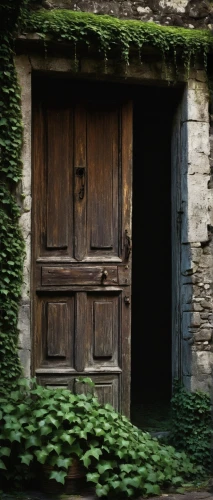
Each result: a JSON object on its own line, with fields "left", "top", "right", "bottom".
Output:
{"left": 0, "top": 0, "right": 28, "bottom": 393}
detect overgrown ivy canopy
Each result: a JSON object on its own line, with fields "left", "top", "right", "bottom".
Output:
{"left": 27, "top": 9, "right": 213, "bottom": 68}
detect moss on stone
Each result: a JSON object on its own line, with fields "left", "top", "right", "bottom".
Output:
{"left": 26, "top": 9, "right": 213, "bottom": 69}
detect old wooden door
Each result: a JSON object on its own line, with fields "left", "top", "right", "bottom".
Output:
{"left": 32, "top": 80, "right": 132, "bottom": 416}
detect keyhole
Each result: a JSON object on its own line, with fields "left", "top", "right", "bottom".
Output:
{"left": 76, "top": 167, "right": 85, "bottom": 177}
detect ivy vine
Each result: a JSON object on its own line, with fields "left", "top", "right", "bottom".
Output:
{"left": 0, "top": 0, "right": 28, "bottom": 393}
{"left": 26, "top": 9, "right": 213, "bottom": 72}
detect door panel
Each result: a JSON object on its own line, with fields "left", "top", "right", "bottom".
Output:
{"left": 33, "top": 81, "right": 132, "bottom": 416}
{"left": 85, "top": 292, "right": 121, "bottom": 370}
{"left": 36, "top": 294, "right": 75, "bottom": 369}
{"left": 87, "top": 106, "right": 118, "bottom": 254}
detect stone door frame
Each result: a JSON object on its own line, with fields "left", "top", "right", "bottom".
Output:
{"left": 15, "top": 51, "right": 213, "bottom": 398}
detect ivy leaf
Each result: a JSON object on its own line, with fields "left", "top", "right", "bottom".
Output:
{"left": 8, "top": 431, "right": 22, "bottom": 443}
{"left": 55, "top": 456, "right": 72, "bottom": 469}
{"left": 33, "top": 409, "right": 47, "bottom": 418}
{"left": 25, "top": 435, "right": 41, "bottom": 449}
{"left": 49, "top": 470, "right": 67, "bottom": 484}
{"left": 46, "top": 443, "right": 61, "bottom": 455}
{"left": 0, "top": 459, "right": 6, "bottom": 470}
{"left": 86, "top": 472, "right": 99, "bottom": 484}
{"left": 152, "top": 454, "right": 160, "bottom": 462}
{"left": 34, "top": 449, "right": 49, "bottom": 464}
{"left": 0, "top": 118, "right": 7, "bottom": 126}
{"left": 97, "top": 462, "right": 113, "bottom": 474}
{"left": 0, "top": 447, "right": 11, "bottom": 457}
{"left": 46, "top": 414, "right": 60, "bottom": 428}
{"left": 60, "top": 434, "right": 75, "bottom": 445}
{"left": 40, "top": 425, "right": 52, "bottom": 436}
{"left": 82, "top": 448, "right": 102, "bottom": 467}
{"left": 19, "top": 453, "right": 34, "bottom": 466}
{"left": 120, "top": 464, "right": 132, "bottom": 473}
{"left": 96, "top": 483, "right": 109, "bottom": 497}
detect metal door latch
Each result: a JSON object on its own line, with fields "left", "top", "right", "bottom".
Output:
{"left": 101, "top": 269, "right": 108, "bottom": 284}
{"left": 124, "top": 296, "right": 130, "bottom": 305}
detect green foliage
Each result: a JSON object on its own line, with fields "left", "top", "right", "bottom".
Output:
{"left": 0, "top": 378, "right": 200, "bottom": 497}
{"left": 26, "top": 9, "right": 213, "bottom": 72}
{"left": 169, "top": 381, "right": 212, "bottom": 470}
{"left": 0, "top": 4, "right": 25, "bottom": 392}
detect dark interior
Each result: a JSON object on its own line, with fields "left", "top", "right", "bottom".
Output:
{"left": 131, "top": 86, "right": 181, "bottom": 425}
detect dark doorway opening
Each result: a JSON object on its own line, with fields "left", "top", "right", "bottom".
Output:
{"left": 131, "top": 86, "right": 181, "bottom": 431}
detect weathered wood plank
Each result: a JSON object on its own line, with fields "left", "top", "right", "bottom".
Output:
{"left": 87, "top": 106, "right": 118, "bottom": 250}
{"left": 75, "top": 292, "right": 87, "bottom": 372}
{"left": 94, "top": 301, "right": 113, "bottom": 358}
{"left": 74, "top": 104, "right": 87, "bottom": 261}
{"left": 47, "top": 108, "right": 70, "bottom": 249}
{"left": 47, "top": 302, "right": 67, "bottom": 357}
{"left": 42, "top": 266, "right": 118, "bottom": 285}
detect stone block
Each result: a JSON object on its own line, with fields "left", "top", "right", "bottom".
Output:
{"left": 199, "top": 254, "right": 213, "bottom": 269}
{"left": 159, "top": 0, "right": 188, "bottom": 13}
{"left": 192, "top": 351, "right": 212, "bottom": 375}
{"left": 18, "top": 348, "right": 31, "bottom": 378}
{"left": 201, "top": 300, "right": 212, "bottom": 309}
{"left": 18, "top": 303, "right": 31, "bottom": 350}
{"left": 181, "top": 121, "right": 210, "bottom": 175}
{"left": 181, "top": 87, "right": 209, "bottom": 123}
{"left": 193, "top": 303, "right": 203, "bottom": 311}
{"left": 182, "top": 173, "right": 210, "bottom": 243}
{"left": 194, "top": 329, "right": 212, "bottom": 341}
{"left": 191, "top": 312, "right": 201, "bottom": 326}
{"left": 191, "top": 375, "right": 212, "bottom": 394}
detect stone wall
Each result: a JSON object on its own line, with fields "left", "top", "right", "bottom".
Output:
{"left": 34, "top": 0, "right": 213, "bottom": 29}
{"left": 16, "top": 56, "right": 32, "bottom": 378}
{"left": 180, "top": 80, "right": 213, "bottom": 397}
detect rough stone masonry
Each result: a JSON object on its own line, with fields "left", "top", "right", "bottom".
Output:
{"left": 35, "top": 0, "right": 213, "bottom": 29}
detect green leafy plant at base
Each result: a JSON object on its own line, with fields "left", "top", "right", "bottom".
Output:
{"left": 0, "top": 378, "right": 202, "bottom": 498}
{"left": 169, "top": 380, "right": 212, "bottom": 471}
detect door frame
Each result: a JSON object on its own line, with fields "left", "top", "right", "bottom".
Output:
{"left": 15, "top": 51, "right": 210, "bottom": 402}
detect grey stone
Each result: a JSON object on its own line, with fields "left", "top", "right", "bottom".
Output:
{"left": 201, "top": 300, "right": 212, "bottom": 309}
{"left": 194, "top": 329, "right": 212, "bottom": 341}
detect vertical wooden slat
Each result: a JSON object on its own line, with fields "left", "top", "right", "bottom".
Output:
{"left": 121, "top": 101, "right": 133, "bottom": 418}
{"left": 88, "top": 109, "right": 116, "bottom": 249}
{"left": 75, "top": 292, "right": 87, "bottom": 371}
{"left": 94, "top": 302, "right": 113, "bottom": 358}
{"left": 33, "top": 103, "right": 45, "bottom": 260}
{"left": 74, "top": 105, "right": 87, "bottom": 261}
{"left": 47, "top": 108, "right": 70, "bottom": 249}
{"left": 121, "top": 101, "right": 133, "bottom": 261}
{"left": 33, "top": 102, "right": 45, "bottom": 373}
{"left": 47, "top": 302, "right": 68, "bottom": 357}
